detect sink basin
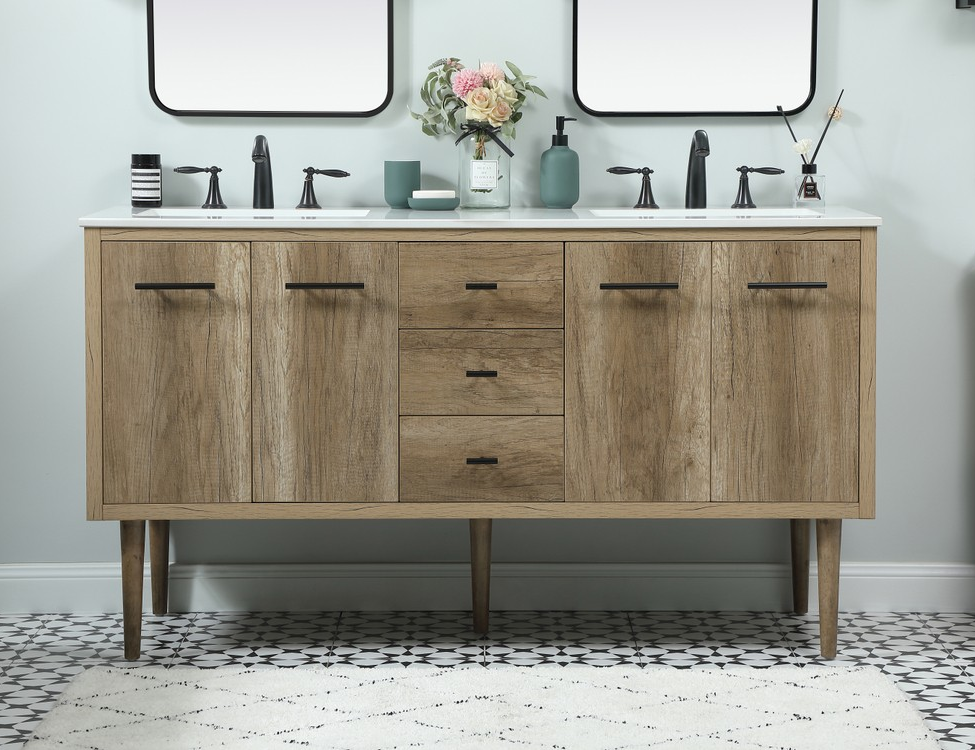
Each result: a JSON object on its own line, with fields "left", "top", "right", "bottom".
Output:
{"left": 140, "top": 208, "right": 370, "bottom": 219}
{"left": 589, "top": 208, "right": 822, "bottom": 219}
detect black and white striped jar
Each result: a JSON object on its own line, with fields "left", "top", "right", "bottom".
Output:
{"left": 131, "top": 154, "right": 162, "bottom": 207}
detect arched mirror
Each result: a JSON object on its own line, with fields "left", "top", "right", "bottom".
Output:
{"left": 574, "top": 0, "right": 817, "bottom": 116}
{"left": 148, "top": 0, "right": 393, "bottom": 117}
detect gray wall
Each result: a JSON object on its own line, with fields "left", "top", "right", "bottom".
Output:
{"left": 1, "top": 0, "right": 973, "bottom": 571}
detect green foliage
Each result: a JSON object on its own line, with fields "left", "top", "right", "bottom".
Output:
{"left": 409, "top": 58, "right": 547, "bottom": 139}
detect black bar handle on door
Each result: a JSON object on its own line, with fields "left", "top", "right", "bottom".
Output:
{"left": 747, "top": 281, "right": 827, "bottom": 290}
{"left": 466, "top": 370, "right": 499, "bottom": 378}
{"left": 134, "top": 282, "right": 216, "bottom": 290}
{"left": 466, "top": 457, "right": 499, "bottom": 465}
{"left": 599, "top": 282, "right": 679, "bottom": 290}
{"left": 465, "top": 282, "right": 498, "bottom": 290}
{"left": 285, "top": 282, "right": 365, "bottom": 290}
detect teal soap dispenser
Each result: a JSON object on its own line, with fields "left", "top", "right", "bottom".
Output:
{"left": 540, "top": 116, "right": 579, "bottom": 208}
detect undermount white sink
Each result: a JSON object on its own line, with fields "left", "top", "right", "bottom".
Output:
{"left": 140, "top": 207, "right": 370, "bottom": 219}
{"left": 589, "top": 208, "right": 822, "bottom": 219}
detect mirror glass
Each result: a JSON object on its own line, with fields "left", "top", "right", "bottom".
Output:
{"left": 148, "top": 0, "right": 392, "bottom": 117}
{"left": 574, "top": 0, "right": 817, "bottom": 116}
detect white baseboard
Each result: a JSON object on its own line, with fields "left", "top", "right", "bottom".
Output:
{"left": 1, "top": 562, "right": 973, "bottom": 614}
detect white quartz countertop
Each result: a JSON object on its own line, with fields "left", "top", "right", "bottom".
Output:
{"left": 80, "top": 206, "right": 881, "bottom": 230}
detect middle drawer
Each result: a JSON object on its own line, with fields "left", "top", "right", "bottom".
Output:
{"left": 400, "top": 329, "right": 564, "bottom": 416}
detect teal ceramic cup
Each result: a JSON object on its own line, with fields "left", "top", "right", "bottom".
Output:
{"left": 384, "top": 160, "right": 421, "bottom": 208}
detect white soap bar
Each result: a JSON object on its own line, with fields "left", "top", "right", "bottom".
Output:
{"left": 412, "top": 190, "right": 456, "bottom": 199}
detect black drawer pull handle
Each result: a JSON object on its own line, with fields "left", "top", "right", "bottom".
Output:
{"left": 466, "top": 282, "right": 498, "bottom": 290}
{"left": 466, "top": 457, "right": 499, "bottom": 465}
{"left": 285, "top": 282, "right": 365, "bottom": 290}
{"left": 466, "top": 370, "right": 499, "bottom": 378}
{"left": 747, "top": 281, "right": 827, "bottom": 290}
{"left": 134, "top": 282, "right": 215, "bottom": 291}
{"left": 600, "top": 282, "right": 679, "bottom": 290}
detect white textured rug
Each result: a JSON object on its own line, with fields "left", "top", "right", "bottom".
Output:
{"left": 24, "top": 664, "right": 939, "bottom": 749}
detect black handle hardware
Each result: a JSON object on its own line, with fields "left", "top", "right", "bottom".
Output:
{"left": 466, "top": 282, "right": 498, "bottom": 290}
{"left": 174, "top": 166, "right": 226, "bottom": 209}
{"left": 747, "top": 281, "right": 827, "bottom": 290}
{"left": 135, "top": 282, "right": 216, "bottom": 291}
{"left": 600, "top": 282, "right": 679, "bottom": 290}
{"left": 731, "top": 165, "right": 785, "bottom": 209}
{"left": 607, "top": 166, "right": 659, "bottom": 209}
{"left": 285, "top": 282, "right": 365, "bottom": 290}
{"left": 296, "top": 166, "right": 351, "bottom": 209}
{"left": 466, "top": 457, "right": 499, "bottom": 465}
{"left": 466, "top": 370, "right": 499, "bottom": 378}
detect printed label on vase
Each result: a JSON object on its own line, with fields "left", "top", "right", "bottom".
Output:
{"left": 470, "top": 160, "right": 499, "bottom": 190}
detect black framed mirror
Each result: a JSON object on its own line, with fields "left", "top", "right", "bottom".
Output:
{"left": 148, "top": 0, "right": 393, "bottom": 117}
{"left": 573, "top": 0, "right": 817, "bottom": 116}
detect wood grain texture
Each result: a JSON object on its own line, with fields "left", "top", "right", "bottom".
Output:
{"left": 400, "top": 329, "right": 563, "bottom": 416}
{"left": 99, "top": 227, "right": 863, "bottom": 244}
{"left": 712, "top": 241, "right": 860, "bottom": 504}
{"left": 470, "top": 519, "right": 492, "bottom": 633}
{"left": 84, "top": 229, "right": 103, "bottom": 520}
{"left": 399, "top": 242, "right": 563, "bottom": 328}
{"left": 103, "top": 500, "right": 861, "bottom": 521}
{"left": 859, "top": 229, "right": 877, "bottom": 519}
{"left": 149, "top": 520, "right": 169, "bottom": 615}
{"left": 816, "top": 518, "right": 842, "bottom": 659}
{"left": 120, "top": 520, "right": 145, "bottom": 661}
{"left": 252, "top": 242, "right": 398, "bottom": 503}
{"left": 102, "top": 242, "right": 251, "bottom": 505}
{"left": 791, "top": 519, "right": 810, "bottom": 615}
{"left": 565, "top": 242, "right": 711, "bottom": 503}
{"left": 400, "top": 417, "right": 564, "bottom": 503}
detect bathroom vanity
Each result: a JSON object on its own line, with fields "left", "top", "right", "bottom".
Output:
{"left": 81, "top": 206, "right": 879, "bottom": 660}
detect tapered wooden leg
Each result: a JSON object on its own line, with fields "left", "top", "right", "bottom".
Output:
{"left": 149, "top": 520, "right": 170, "bottom": 615}
{"left": 470, "top": 519, "right": 492, "bottom": 633}
{"left": 816, "top": 519, "right": 842, "bottom": 660}
{"left": 790, "top": 519, "right": 810, "bottom": 615}
{"left": 120, "top": 520, "right": 146, "bottom": 661}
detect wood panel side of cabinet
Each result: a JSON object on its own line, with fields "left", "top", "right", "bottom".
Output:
{"left": 252, "top": 242, "right": 398, "bottom": 503}
{"left": 565, "top": 242, "right": 711, "bottom": 503}
{"left": 711, "top": 241, "right": 860, "bottom": 504}
{"left": 101, "top": 242, "right": 251, "bottom": 505}
{"left": 85, "top": 230, "right": 103, "bottom": 519}
{"left": 858, "top": 228, "right": 878, "bottom": 518}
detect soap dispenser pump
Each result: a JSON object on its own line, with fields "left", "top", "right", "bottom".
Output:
{"left": 540, "top": 116, "right": 580, "bottom": 208}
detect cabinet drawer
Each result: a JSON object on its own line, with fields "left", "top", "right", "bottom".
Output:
{"left": 400, "top": 330, "right": 564, "bottom": 416}
{"left": 400, "top": 417, "right": 564, "bottom": 502}
{"left": 399, "top": 242, "right": 563, "bottom": 328}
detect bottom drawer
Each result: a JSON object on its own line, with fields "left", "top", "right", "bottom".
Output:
{"left": 400, "top": 417, "right": 564, "bottom": 503}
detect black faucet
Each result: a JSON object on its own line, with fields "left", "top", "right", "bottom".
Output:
{"left": 252, "top": 135, "right": 273, "bottom": 209}
{"left": 685, "top": 130, "right": 710, "bottom": 209}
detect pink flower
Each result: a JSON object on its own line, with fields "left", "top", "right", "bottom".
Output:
{"left": 452, "top": 68, "right": 484, "bottom": 99}
{"left": 479, "top": 62, "right": 505, "bottom": 83}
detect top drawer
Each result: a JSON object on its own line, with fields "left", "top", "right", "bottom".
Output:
{"left": 399, "top": 242, "right": 563, "bottom": 328}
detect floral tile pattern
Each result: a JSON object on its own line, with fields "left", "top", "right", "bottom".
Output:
{"left": 0, "top": 610, "right": 972, "bottom": 748}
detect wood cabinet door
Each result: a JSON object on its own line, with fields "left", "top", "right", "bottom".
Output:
{"left": 712, "top": 241, "right": 860, "bottom": 504}
{"left": 101, "top": 242, "right": 251, "bottom": 505}
{"left": 252, "top": 242, "right": 398, "bottom": 503}
{"left": 565, "top": 242, "right": 711, "bottom": 503}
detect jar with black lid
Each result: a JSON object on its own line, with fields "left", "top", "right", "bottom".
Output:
{"left": 131, "top": 154, "right": 162, "bottom": 208}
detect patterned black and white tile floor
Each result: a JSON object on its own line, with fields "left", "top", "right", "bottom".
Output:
{"left": 1, "top": 610, "right": 973, "bottom": 748}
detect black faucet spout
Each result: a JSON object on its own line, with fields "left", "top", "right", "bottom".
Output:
{"left": 252, "top": 135, "right": 274, "bottom": 209}
{"left": 685, "top": 129, "right": 710, "bottom": 209}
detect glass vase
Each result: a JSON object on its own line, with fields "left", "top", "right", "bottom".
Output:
{"left": 794, "top": 164, "right": 825, "bottom": 210}
{"left": 458, "top": 130, "right": 510, "bottom": 209}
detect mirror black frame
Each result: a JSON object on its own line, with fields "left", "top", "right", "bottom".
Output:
{"left": 146, "top": 0, "right": 394, "bottom": 118}
{"left": 572, "top": 0, "right": 818, "bottom": 117}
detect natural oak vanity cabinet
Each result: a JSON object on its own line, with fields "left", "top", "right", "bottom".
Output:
{"left": 252, "top": 242, "right": 398, "bottom": 504}
{"left": 82, "top": 213, "right": 877, "bottom": 662}
{"left": 101, "top": 241, "right": 251, "bottom": 506}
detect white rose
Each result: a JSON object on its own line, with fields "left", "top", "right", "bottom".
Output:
{"left": 487, "top": 99, "right": 513, "bottom": 127}
{"left": 793, "top": 138, "right": 813, "bottom": 156}
{"left": 492, "top": 79, "right": 518, "bottom": 105}
{"left": 464, "top": 87, "right": 497, "bottom": 122}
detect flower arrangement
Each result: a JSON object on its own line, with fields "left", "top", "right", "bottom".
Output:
{"left": 411, "top": 57, "right": 546, "bottom": 144}
{"left": 778, "top": 90, "right": 845, "bottom": 202}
